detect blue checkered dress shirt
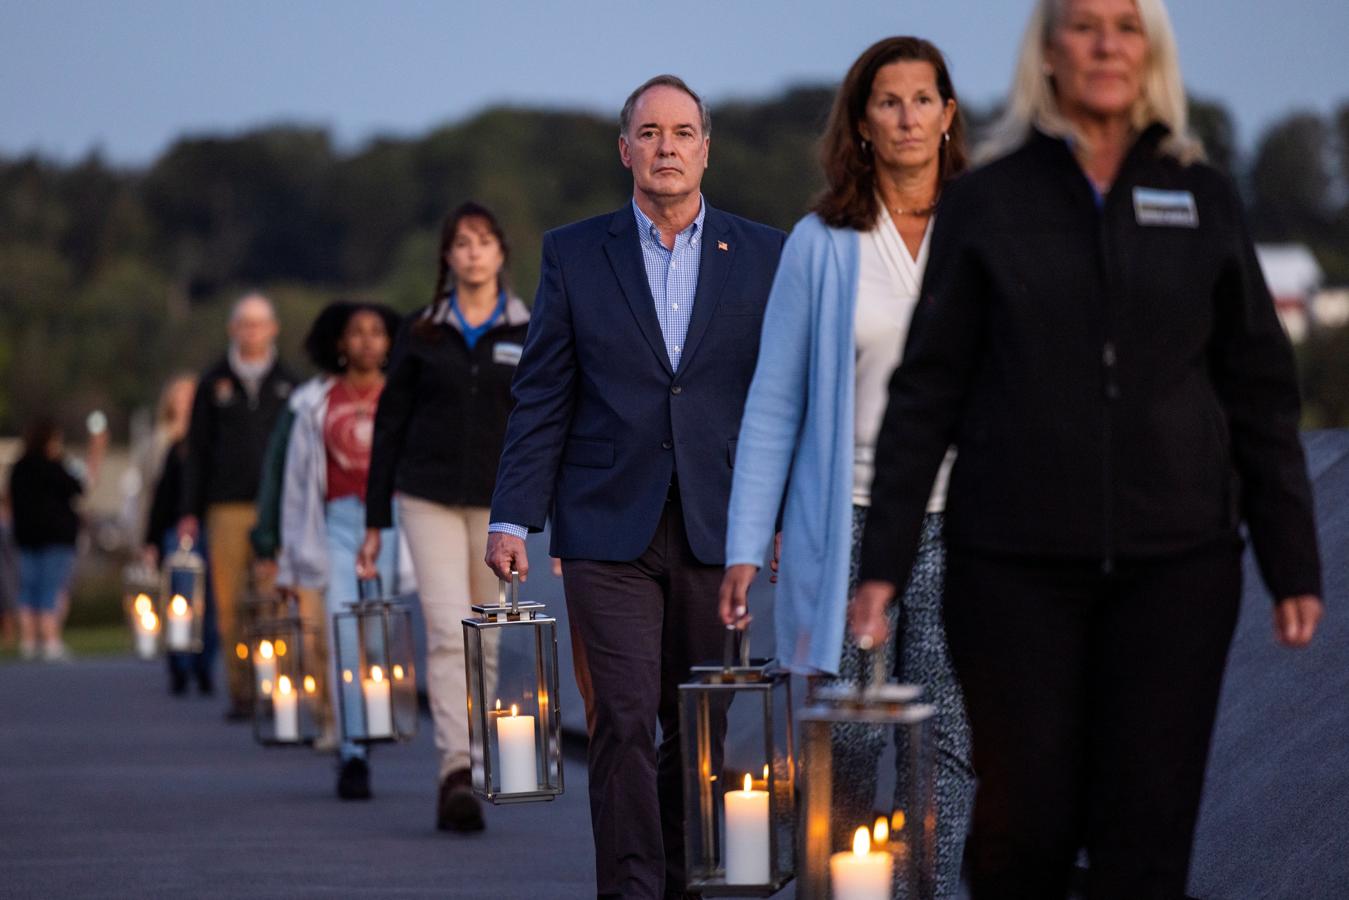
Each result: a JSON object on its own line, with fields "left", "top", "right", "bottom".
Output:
{"left": 489, "top": 198, "right": 705, "bottom": 541}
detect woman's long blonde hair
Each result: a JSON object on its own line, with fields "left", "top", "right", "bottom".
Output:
{"left": 980, "top": 0, "right": 1204, "bottom": 164}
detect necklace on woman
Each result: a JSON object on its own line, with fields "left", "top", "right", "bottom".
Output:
{"left": 888, "top": 196, "right": 939, "bottom": 218}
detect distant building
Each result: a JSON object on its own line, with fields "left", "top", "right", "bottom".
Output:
{"left": 1256, "top": 243, "right": 1324, "bottom": 343}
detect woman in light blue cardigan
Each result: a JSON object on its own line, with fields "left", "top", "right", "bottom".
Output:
{"left": 719, "top": 37, "right": 974, "bottom": 896}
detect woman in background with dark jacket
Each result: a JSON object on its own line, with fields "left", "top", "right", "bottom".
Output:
{"left": 853, "top": 1, "right": 1323, "bottom": 895}
{"left": 359, "top": 201, "right": 530, "bottom": 832}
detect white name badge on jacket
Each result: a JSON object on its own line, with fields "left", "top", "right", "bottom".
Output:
{"left": 493, "top": 342, "right": 523, "bottom": 366}
{"left": 1133, "top": 187, "right": 1198, "bottom": 228}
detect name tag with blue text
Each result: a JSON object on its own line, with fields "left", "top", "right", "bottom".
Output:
{"left": 493, "top": 342, "right": 523, "bottom": 366}
{"left": 1133, "top": 187, "right": 1198, "bottom": 228}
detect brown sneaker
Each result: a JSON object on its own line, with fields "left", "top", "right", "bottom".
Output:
{"left": 436, "top": 768, "right": 485, "bottom": 832}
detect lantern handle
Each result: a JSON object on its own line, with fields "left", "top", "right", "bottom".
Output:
{"left": 721, "top": 624, "right": 750, "bottom": 671}
{"left": 357, "top": 576, "right": 383, "bottom": 602}
{"left": 861, "top": 647, "right": 890, "bottom": 693}
{"left": 497, "top": 570, "right": 521, "bottom": 614}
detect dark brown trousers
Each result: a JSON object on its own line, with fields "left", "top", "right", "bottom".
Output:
{"left": 562, "top": 494, "right": 726, "bottom": 900}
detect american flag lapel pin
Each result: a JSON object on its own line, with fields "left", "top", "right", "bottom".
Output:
{"left": 717, "top": 240, "right": 729, "bottom": 252}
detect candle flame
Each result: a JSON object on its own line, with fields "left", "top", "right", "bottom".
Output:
{"left": 891, "top": 809, "right": 906, "bottom": 832}
{"left": 342, "top": 669, "right": 354, "bottom": 684}
{"left": 370, "top": 665, "right": 384, "bottom": 683}
{"left": 133, "top": 594, "right": 152, "bottom": 616}
{"left": 852, "top": 826, "right": 871, "bottom": 857}
{"left": 742, "top": 773, "right": 753, "bottom": 793}
{"left": 873, "top": 816, "right": 889, "bottom": 845}
{"left": 276, "top": 675, "right": 293, "bottom": 695}
{"left": 260, "top": 679, "right": 273, "bottom": 695}
{"left": 495, "top": 698, "right": 502, "bottom": 711}
{"left": 170, "top": 595, "right": 188, "bottom": 616}
{"left": 303, "top": 675, "right": 317, "bottom": 693}
{"left": 258, "top": 640, "right": 274, "bottom": 660}
{"left": 235, "top": 643, "right": 249, "bottom": 660}
{"left": 510, "top": 703, "right": 519, "bottom": 717}
{"left": 763, "top": 764, "right": 770, "bottom": 780}
{"left": 274, "top": 639, "right": 287, "bottom": 657}
{"left": 140, "top": 612, "right": 159, "bottom": 630}
{"left": 392, "top": 665, "right": 404, "bottom": 680}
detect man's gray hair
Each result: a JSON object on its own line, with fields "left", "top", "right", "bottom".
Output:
{"left": 229, "top": 291, "right": 276, "bottom": 325}
{"left": 618, "top": 74, "right": 711, "bottom": 138}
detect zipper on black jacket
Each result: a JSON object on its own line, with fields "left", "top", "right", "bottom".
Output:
{"left": 1096, "top": 197, "right": 1118, "bottom": 576}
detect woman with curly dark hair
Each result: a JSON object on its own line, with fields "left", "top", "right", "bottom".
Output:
{"left": 275, "top": 300, "right": 402, "bottom": 800}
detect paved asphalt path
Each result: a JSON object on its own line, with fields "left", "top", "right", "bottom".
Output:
{"left": 1, "top": 432, "right": 1344, "bottom": 899}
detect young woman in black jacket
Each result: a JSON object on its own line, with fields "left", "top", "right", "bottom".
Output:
{"left": 853, "top": 0, "right": 1323, "bottom": 895}
{"left": 358, "top": 202, "right": 529, "bottom": 832}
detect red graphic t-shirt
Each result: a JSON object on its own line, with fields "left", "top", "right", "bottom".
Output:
{"left": 324, "top": 380, "right": 383, "bottom": 502}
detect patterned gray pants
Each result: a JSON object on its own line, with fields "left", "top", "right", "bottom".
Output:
{"left": 817, "top": 508, "right": 975, "bottom": 899}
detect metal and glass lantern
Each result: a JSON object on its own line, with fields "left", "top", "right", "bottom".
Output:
{"left": 462, "top": 572, "right": 563, "bottom": 804}
{"left": 333, "top": 578, "right": 418, "bottom": 744}
{"left": 159, "top": 536, "right": 206, "bottom": 654}
{"left": 122, "top": 560, "right": 161, "bottom": 660}
{"left": 678, "top": 625, "right": 796, "bottom": 896}
{"left": 249, "top": 598, "right": 324, "bottom": 746}
{"left": 798, "top": 655, "right": 937, "bottom": 900}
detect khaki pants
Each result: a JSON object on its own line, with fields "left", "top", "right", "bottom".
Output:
{"left": 206, "top": 502, "right": 267, "bottom": 707}
{"left": 399, "top": 495, "right": 497, "bottom": 780}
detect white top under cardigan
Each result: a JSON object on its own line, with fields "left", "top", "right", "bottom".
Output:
{"left": 854, "top": 206, "right": 955, "bottom": 509}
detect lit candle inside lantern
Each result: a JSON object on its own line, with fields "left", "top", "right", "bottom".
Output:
{"left": 496, "top": 703, "right": 537, "bottom": 793}
{"left": 830, "top": 826, "right": 893, "bottom": 900}
{"left": 253, "top": 640, "right": 277, "bottom": 695}
{"left": 273, "top": 675, "right": 299, "bottom": 741}
{"left": 362, "top": 665, "right": 393, "bottom": 738}
{"left": 165, "top": 594, "right": 192, "bottom": 651}
{"left": 134, "top": 609, "right": 159, "bottom": 659}
{"left": 724, "top": 772, "right": 771, "bottom": 885}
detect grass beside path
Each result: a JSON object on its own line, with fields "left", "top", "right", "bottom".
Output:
{"left": 0, "top": 624, "right": 131, "bottom": 662}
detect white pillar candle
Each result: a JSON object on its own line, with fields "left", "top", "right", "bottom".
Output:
{"left": 496, "top": 704, "right": 538, "bottom": 793}
{"left": 362, "top": 665, "right": 393, "bottom": 738}
{"left": 165, "top": 595, "right": 192, "bottom": 651}
{"left": 830, "top": 827, "right": 893, "bottom": 900}
{"left": 724, "top": 773, "right": 771, "bottom": 885}
{"left": 253, "top": 640, "right": 277, "bottom": 695}
{"left": 134, "top": 611, "right": 159, "bottom": 660}
{"left": 273, "top": 675, "right": 299, "bottom": 741}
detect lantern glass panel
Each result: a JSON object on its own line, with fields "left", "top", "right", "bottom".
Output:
{"left": 159, "top": 538, "right": 206, "bottom": 654}
{"left": 333, "top": 581, "right": 417, "bottom": 744}
{"left": 122, "top": 562, "right": 161, "bottom": 660}
{"left": 463, "top": 577, "right": 564, "bottom": 804}
{"left": 250, "top": 611, "right": 324, "bottom": 746}
{"left": 678, "top": 638, "right": 795, "bottom": 897}
{"left": 799, "top": 689, "right": 937, "bottom": 900}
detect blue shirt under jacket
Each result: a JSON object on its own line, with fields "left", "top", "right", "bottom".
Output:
{"left": 724, "top": 213, "right": 861, "bottom": 675}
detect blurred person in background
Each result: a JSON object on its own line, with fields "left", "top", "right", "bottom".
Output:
{"left": 9, "top": 414, "right": 106, "bottom": 661}
{"left": 0, "top": 494, "right": 18, "bottom": 650}
{"left": 360, "top": 201, "right": 529, "bottom": 832}
{"left": 275, "top": 300, "right": 405, "bottom": 801}
{"left": 178, "top": 293, "right": 298, "bottom": 719}
{"left": 720, "top": 36, "right": 974, "bottom": 896}
{"left": 853, "top": 0, "right": 1324, "bottom": 894}
{"left": 142, "top": 374, "right": 218, "bottom": 695}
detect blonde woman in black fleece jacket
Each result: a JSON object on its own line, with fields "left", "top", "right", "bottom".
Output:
{"left": 853, "top": 1, "right": 1323, "bottom": 896}
{"left": 358, "top": 202, "right": 529, "bottom": 833}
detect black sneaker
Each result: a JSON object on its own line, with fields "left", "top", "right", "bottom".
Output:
{"left": 437, "top": 769, "right": 485, "bottom": 832}
{"left": 337, "top": 758, "right": 372, "bottom": 801}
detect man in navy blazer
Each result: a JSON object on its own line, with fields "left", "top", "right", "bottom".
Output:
{"left": 485, "top": 75, "right": 785, "bottom": 899}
